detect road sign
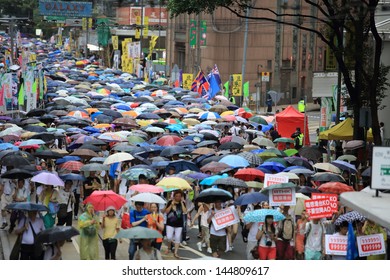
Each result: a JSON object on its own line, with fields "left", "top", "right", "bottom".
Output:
{"left": 261, "top": 72, "right": 270, "bottom": 82}
{"left": 371, "top": 147, "right": 390, "bottom": 190}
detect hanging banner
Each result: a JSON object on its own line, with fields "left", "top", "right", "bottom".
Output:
{"left": 25, "top": 70, "right": 36, "bottom": 112}
{"left": 200, "top": 20, "right": 207, "bottom": 47}
{"left": 143, "top": 17, "right": 149, "bottom": 38}
{"left": 319, "top": 97, "right": 332, "bottom": 132}
{"left": 231, "top": 74, "right": 242, "bottom": 97}
{"left": 112, "top": 36, "right": 118, "bottom": 50}
{"left": 325, "top": 235, "right": 348, "bottom": 256}
{"left": 113, "top": 50, "right": 120, "bottom": 70}
{"left": 38, "top": 1, "right": 93, "bottom": 17}
{"left": 130, "top": 7, "right": 142, "bottom": 25}
{"left": 182, "top": 74, "right": 193, "bottom": 90}
{"left": 1, "top": 74, "right": 13, "bottom": 100}
{"left": 357, "top": 234, "right": 386, "bottom": 257}
{"left": 189, "top": 20, "right": 197, "bottom": 49}
{"left": 143, "top": 7, "right": 168, "bottom": 27}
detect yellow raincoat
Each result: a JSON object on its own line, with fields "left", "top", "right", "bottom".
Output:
{"left": 78, "top": 204, "right": 100, "bottom": 260}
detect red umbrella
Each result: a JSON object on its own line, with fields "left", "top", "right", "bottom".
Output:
{"left": 220, "top": 136, "right": 233, "bottom": 144}
{"left": 59, "top": 161, "right": 84, "bottom": 171}
{"left": 129, "top": 184, "right": 164, "bottom": 193}
{"left": 234, "top": 168, "right": 265, "bottom": 181}
{"left": 156, "top": 135, "right": 182, "bottom": 146}
{"left": 318, "top": 182, "right": 354, "bottom": 194}
{"left": 83, "top": 190, "right": 127, "bottom": 211}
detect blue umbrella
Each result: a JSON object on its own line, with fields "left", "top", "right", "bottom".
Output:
{"left": 200, "top": 174, "right": 228, "bottom": 186}
{"left": 234, "top": 192, "right": 269, "bottom": 206}
{"left": 219, "top": 155, "right": 249, "bottom": 168}
{"left": 187, "top": 172, "right": 211, "bottom": 180}
{"left": 243, "top": 209, "right": 286, "bottom": 223}
{"left": 0, "top": 143, "right": 18, "bottom": 151}
{"left": 256, "top": 167, "right": 273, "bottom": 174}
{"left": 166, "top": 124, "right": 184, "bottom": 133}
{"left": 199, "top": 112, "right": 221, "bottom": 120}
{"left": 83, "top": 126, "right": 101, "bottom": 134}
{"left": 166, "top": 160, "right": 200, "bottom": 174}
{"left": 331, "top": 160, "right": 357, "bottom": 174}
{"left": 56, "top": 156, "right": 82, "bottom": 165}
{"left": 283, "top": 166, "right": 305, "bottom": 172}
{"left": 250, "top": 149, "right": 265, "bottom": 154}
{"left": 259, "top": 162, "right": 286, "bottom": 173}
{"left": 60, "top": 173, "right": 86, "bottom": 181}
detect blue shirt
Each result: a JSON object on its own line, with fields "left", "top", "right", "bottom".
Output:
{"left": 130, "top": 209, "right": 150, "bottom": 228}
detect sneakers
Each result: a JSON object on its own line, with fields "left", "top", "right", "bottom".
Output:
{"left": 197, "top": 242, "right": 202, "bottom": 251}
{"left": 207, "top": 247, "right": 212, "bottom": 254}
{"left": 181, "top": 241, "right": 187, "bottom": 246}
{"left": 202, "top": 243, "right": 207, "bottom": 248}
{"left": 0, "top": 223, "right": 8, "bottom": 230}
{"left": 185, "top": 236, "right": 190, "bottom": 241}
{"left": 74, "top": 215, "right": 78, "bottom": 220}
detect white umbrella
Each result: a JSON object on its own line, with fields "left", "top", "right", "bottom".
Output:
{"left": 103, "top": 152, "right": 134, "bottom": 165}
{"left": 276, "top": 172, "right": 300, "bottom": 180}
{"left": 252, "top": 137, "right": 274, "bottom": 147}
{"left": 130, "top": 193, "right": 167, "bottom": 204}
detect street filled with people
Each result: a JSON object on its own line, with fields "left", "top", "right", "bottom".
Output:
{"left": 0, "top": 37, "right": 389, "bottom": 261}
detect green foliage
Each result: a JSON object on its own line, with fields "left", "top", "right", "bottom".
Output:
{"left": 167, "top": 0, "right": 249, "bottom": 17}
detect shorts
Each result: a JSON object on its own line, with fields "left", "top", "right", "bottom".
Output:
{"left": 200, "top": 226, "right": 210, "bottom": 244}
{"left": 258, "top": 245, "right": 277, "bottom": 260}
{"left": 305, "top": 248, "right": 322, "bottom": 260}
{"left": 210, "top": 234, "right": 226, "bottom": 254}
{"left": 166, "top": 225, "right": 183, "bottom": 244}
{"left": 1, "top": 194, "right": 12, "bottom": 210}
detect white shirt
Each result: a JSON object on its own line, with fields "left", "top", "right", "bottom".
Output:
{"left": 305, "top": 222, "right": 324, "bottom": 252}
{"left": 57, "top": 189, "right": 73, "bottom": 212}
{"left": 17, "top": 217, "right": 45, "bottom": 245}
{"left": 247, "top": 222, "right": 260, "bottom": 242}
{"left": 0, "top": 179, "right": 15, "bottom": 195}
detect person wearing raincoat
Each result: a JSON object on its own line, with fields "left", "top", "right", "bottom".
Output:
{"left": 78, "top": 203, "right": 100, "bottom": 260}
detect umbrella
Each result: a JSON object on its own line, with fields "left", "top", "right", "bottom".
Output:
{"left": 129, "top": 184, "right": 164, "bottom": 193}
{"left": 192, "top": 147, "right": 215, "bottom": 155}
{"left": 234, "top": 192, "right": 269, "bottom": 206}
{"left": 187, "top": 172, "right": 211, "bottom": 180}
{"left": 275, "top": 172, "right": 300, "bottom": 180}
{"left": 36, "top": 226, "right": 80, "bottom": 244}
{"left": 78, "top": 144, "right": 102, "bottom": 152}
{"left": 273, "top": 137, "right": 294, "bottom": 144}
{"left": 237, "top": 152, "right": 263, "bottom": 166}
{"left": 156, "top": 135, "right": 182, "bottom": 146}
{"left": 80, "top": 163, "right": 110, "bottom": 172}
{"left": 160, "top": 146, "right": 188, "bottom": 157}
{"left": 297, "top": 186, "right": 322, "bottom": 196}
{"left": 196, "top": 188, "right": 233, "bottom": 203}
{"left": 318, "top": 182, "right": 354, "bottom": 194}
{"left": 166, "top": 160, "right": 200, "bottom": 173}
{"left": 60, "top": 173, "right": 86, "bottom": 181}
{"left": 59, "top": 161, "right": 84, "bottom": 171}
{"left": 115, "top": 227, "right": 163, "bottom": 239}
{"left": 0, "top": 169, "right": 34, "bottom": 179}
{"left": 218, "top": 142, "right": 243, "bottom": 150}
{"left": 284, "top": 149, "right": 299, "bottom": 157}
{"left": 264, "top": 157, "right": 288, "bottom": 166}
{"left": 343, "top": 140, "right": 365, "bottom": 150}
{"left": 156, "top": 177, "right": 192, "bottom": 191}
{"left": 259, "top": 162, "right": 286, "bottom": 173}
{"left": 335, "top": 211, "right": 366, "bottom": 226}
{"left": 234, "top": 168, "right": 265, "bottom": 181}
{"left": 34, "top": 150, "right": 63, "bottom": 159}
{"left": 121, "top": 168, "right": 157, "bottom": 181}
{"left": 130, "top": 193, "right": 166, "bottom": 204}
{"left": 103, "top": 152, "right": 135, "bottom": 165}
{"left": 311, "top": 172, "right": 346, "bottom": 182}
{"left": 200, "top": 162, "right": 230, "bottom": 173}
{"left": 257, "top": 152, "right": 278, "bottom": 160}
{"left": 252, "top": 137, "right": 274, "bottom": 147}
{"left": 298, "top": 146, "right": 324, "bottom": 162}
{"left": 361, "top": 167, "right": 371, "bottom": 177}
{"left": 288, "top": 168, "right": 315, "bottom": 175}
{"left": 200, "top": 174, "right": 228, "bottom": 186}
{"left": 261, "top": 182, "right": 299, "bottom": 193}
{"left": 83, "top": 190, "right": 127, "bottom": 211}
{"left": 70, "top": 149, "right": 99, "bottom": 158}
{"left": 330, "top": 160, "right": 357, "bottom": 174}
{"left": 337, "top": 155, "right": 357, "bottom": 162}
{"left": 31, "top": 172, "right": 64, "bottom": 186}
{"left": 214, "top": 177, "right": 248, "bottom": 188}
{"left": 293, "top": 193, "right": 310, "bottom": 216}
{"left": 313, "top": 162, "right": 341, "bottom": 173}
{"left": 5, "top": 202, "right": 48, "bottom": 212}
{"left": 243, "top": 209, "right": 286, "bottom": 223}
{"left": 219, "top": 155, "right": 249, "bottom": 168}
{"left": 19, "top": 139, "right": 46, "bottom": 147}
{"left": 246, "top": 181, "right": 264, "bottom": 189}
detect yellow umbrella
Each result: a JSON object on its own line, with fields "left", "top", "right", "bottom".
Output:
{"left": 156, "top": 177, "right": 192, "bottom": 191}
{"left": 189, "top": 108, "right": 204, "bottom": 113}
{"left": 94, "top": 123, "right": 112, "bottom": 129}
{"left": 21, "top": 132, "right": 37, "bottom": 139}
{"left": 182, "top": 118, "right": 200, "bottom": 126}
{"left": 86, "top": 108, "right": 100, "bottom": 115}
{"left": 136, "top": 120, "right": 155, "bottom": 127}
{"left": 31, "top": 122, "right": 47, "bottom": 127}
{"left": 122, "top": 111, "right": 138, "bottom": 118}
{"left": 220, "top": 110, "right": 235, "bottom": 116}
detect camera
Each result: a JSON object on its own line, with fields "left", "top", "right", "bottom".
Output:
{"left": 265, "top": 240, "right": 272, "bottom": 247}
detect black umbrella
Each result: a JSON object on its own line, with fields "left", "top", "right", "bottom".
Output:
{"left": 0, "top": 169, "right": 34, "bottom": 179}
{"left": 95, "top": 114, "right": 114, "bottom": 123}
{"left": 34, "top": 150, "right": 63, "bottom": 159}
{"left": 203, "top": 132, "right": 219, "bottom": 141}
{"left": 297, "top": 186, "right": 322, "bottom": 197}
{"left": 160, "top": 146, "right": 188, "bottom": 157}
{"left": 196, "top": 188, "right": 233, "bottom": 203}
{"left": 5, "top": 202, "right": 48, "bottom": 212}
{"left": 79, "top": 144, "right": 102, "bottom": 152}
{"left": 36, "top": 226, "right": 80, "bottom": 244}
{"left": 84, "top": 139, "right": 107, "bottom": 146}
{"left": 23, "top": 125, "right": 47, "bottom": 133}
{"left": 200, "top": 155, "right": 224, "bottom": 166}
{"left": 298, "top": 146, "right": 325, "bottom": 162}
{"left": 99, "top": 109, "right": 122, "bottom": 119}
{"left": 39, "top": 114, "right": 57, "bottom": 123}
{"left": 196, "top": 140, "right": 219, "bottom": 148}
{"left": 311, "top": 172, "right": 346, "bottom": 182}
{"left": 166, "top": 160, "right": 200, "bottom": 173}
{"left": 218, "top": 142, "right": 243, "bottom": 151}
{"left": 21, "top": 118, "right": 41, "bottom": 125}
{"left": 214, "top": 177, "right": 248, "bottom": 188}
{"left": 1, "top": 152, "right": 35, "bottom": 167}
{"left": 136, "top": 113, "right": 161, "bottom": 120}
{"left": 29, "top": 132, "right": 56, "bottom": 142}
{"left": 152, "top": 122, "right": 170, "bottom": 129}
{"left": 26, "top": 108, "right": 46, "bottom": 117}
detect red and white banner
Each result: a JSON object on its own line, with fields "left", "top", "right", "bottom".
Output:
{"left": 304, "top": 198, "right": 336, "bottom": 219}
{"left": 325, "top": 234, "right": 347, "bottom": 255}
{"left": 269, "top": 188, "right": 296, "bottom": 206}
{"left": 357, "top": 234, "right": 386, "bottom": 257}
{"left": 211, "top": 206, "right": 240, "bottom": 231}
{"left": 264, "top": 174, "right": 289, "bottom": 188}
{"left": 311, "top": 193, "right": 338, "bottom": 213}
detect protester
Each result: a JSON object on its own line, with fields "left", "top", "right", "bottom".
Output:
{"left": 304, "top": 218, "right": 326, "bottom": 260}
{"left": 78, "top": 203, "right": 100, "bottom": 260}
{"left": 190, "top": 202, "right": 212, "bottom": 254}
{"left": 256, "top": 215, "right": 278, "bottom": 260}
{"left": 102, "top": 206, "right": 120, "bottom": 260}
{"left": 207, "top": 200, "right": 227, "bottom": 258}
{"left": 276, "top": 206, "right": 295, "bottom": 260}
{"left": 57, "top": 180, "right": 75, "bottom": 231}
{"left": 295, "top": 210, "right": 308, "bottom": 259}
{"left": 133, "top": 239, "right": 163, "bottom": 260}
{"left": 145, "top": 203, "right": 164, "bottom": 250}
{"left": 128, "top": 201, "right": 150, "bottom": 260}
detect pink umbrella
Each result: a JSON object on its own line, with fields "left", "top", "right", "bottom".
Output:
{"left": 83, "top": 190, "right": 127, "bottom": 211}
{"left": 31, "top": 171, "right": 64, "bottom": 187}
{"left": 156, "top": 135, "right": 181, "bottom": 146}
{"left": 220, "top": 135, "right": 233, "bottom": 144}
{"left": 129, "top": 184, "right": 164, "bottom": 193}
{"left": 223, "top": 115, "right": 236, "bottom": 122}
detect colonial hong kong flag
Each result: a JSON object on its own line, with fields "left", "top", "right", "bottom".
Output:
{"left": 207, "top": 64, "right": 222, "bottom": 85}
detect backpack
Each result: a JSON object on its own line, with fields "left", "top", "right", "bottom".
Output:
{"left": 278, "top": 218, "right": 294, "bottom": 241}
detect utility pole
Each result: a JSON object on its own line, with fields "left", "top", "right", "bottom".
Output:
{"left": 9, "top": 20, "right": 15, "bottom": 64}
{"left": 241, "top": 7, "right": 250, "bottom": 108}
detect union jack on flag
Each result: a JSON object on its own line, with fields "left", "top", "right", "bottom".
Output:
{"left": 207, "top": 64, "right": 222, "bottom": 85}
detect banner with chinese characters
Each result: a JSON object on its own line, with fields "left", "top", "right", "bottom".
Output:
{"left": 320, "top": 97, "right": 332, "bottom": 132}
{"left": 211, "top": 206, "right": 240, "bottom": 231}
{"left": 325, "top": 235, "right": 348, "bottom": 255}
{"left": 182, "top": 74, "right": 193, "bottom": 90}
{"left": 189, "top": 20, "right": 197, "bottom": 48}
{"left": 304, "top": 198, "right": 335, "bottom": 219}
{"left": 200, "top": 20, "right": 207, "bottom": 47}
{"left": 311, "top": 193, "right": 338, "bottom": 213}
{"left": 263, "top": 174, "right": 289, "bottom": 188}
{"left": 269, "top": 188, "right": 296, "bottom": 206}
{"left": 231, "top": 74, "right": 242, "bottom": 97}
{"left": 357, "top": 234, "right": 386, "bottom": 257}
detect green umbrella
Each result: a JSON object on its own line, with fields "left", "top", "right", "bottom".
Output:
{"left": 274, "top": 137, "right": 294, "bottom": 144}
{"left": 127, "top": 135, "right": 145, "bottom": 144}
{"left": 246, "top": 181, "right": 264, "bottom": 189}
{"left": 258, "top": 152, "right": 278, "bottom": 160}
{"left": 264, "top": 157, "right": 288, "bottom": 166}
{"left": 284, "top": 149, "right": 299, "bottom": 157}
{"left": 249, "top": 116, "right": 268, "bottom": 125}
{"left": 266, "top": 148, "right": 287, "bottom": 157}
{"left": 115, "top": 227, "right": 162, "bottom": 239}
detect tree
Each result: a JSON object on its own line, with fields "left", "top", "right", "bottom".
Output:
{"left": 167, "top": 0, "right": 386, "bottom": 145}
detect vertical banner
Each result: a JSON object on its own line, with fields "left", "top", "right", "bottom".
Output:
{"left": 182, "top": 74, "right": 193, "bottom": 90}
{"left": 224, "top": 81, "right": 229, "bottom": 97}
{"left": 143, "top": 16, "right": 149, "bottom": 38}
{"left": 82, "top": 18, "right": 87, "bottom": 31}
{"left": 112, "top": 36, "right": 119, "bottom": 50}
{"left": 189, "top": 20, "right": 197, "bottom": 48}
{"left": 25, "top": 70, "right": 36, "bottom": 112}
{"left": 38, "top": 70, "right": 44, "bottom": 100}
{"left": 320, "top": 97, "right": 332, "bottom": 132}
{"left": 135, "top": 16, "right": 141, "bottom": 39}
{"left": 2, "top": 74, "right": 13, "bottom": 100}
{"left": 113, "top": 50, "right": 121, "bottom": 70}
{"left": 200, "top": 20, "right": 207, "bottom": 47}
{"left": 231, "top": 74, "right": 242, "bottom": 97}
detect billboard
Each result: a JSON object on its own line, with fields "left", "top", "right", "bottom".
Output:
{"left": 39, "top": 1, "right": 93, "bottom": 17}
{"left": 117, "top": 7, "right": 168, "bottom": 27}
